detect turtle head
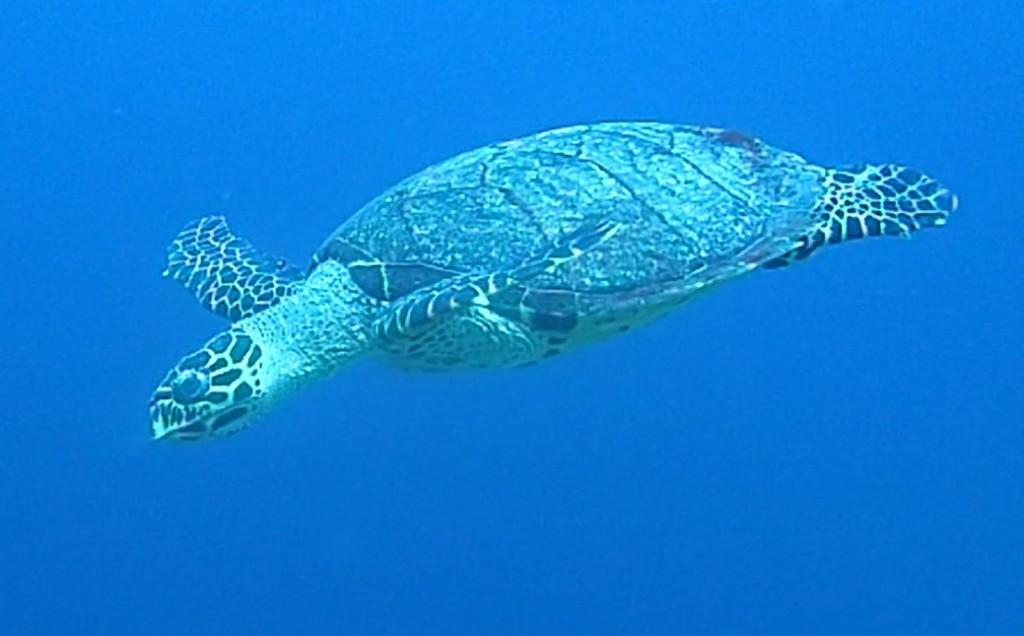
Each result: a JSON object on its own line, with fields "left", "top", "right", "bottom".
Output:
{"left": 149, "top": 328, "right": 268, "bottom": 441}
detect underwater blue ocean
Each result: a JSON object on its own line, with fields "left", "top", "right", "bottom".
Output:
{"left": 1, "top": 1, "right": 1021, "bottom": 634}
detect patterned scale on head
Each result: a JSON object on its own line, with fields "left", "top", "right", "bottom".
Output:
{"left": 149, "top": 329, "right": 265, "bottom": 440}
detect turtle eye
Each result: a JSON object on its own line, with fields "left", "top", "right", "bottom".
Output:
{"left": 171, "top": 369, "right": 211, "bottom": 404}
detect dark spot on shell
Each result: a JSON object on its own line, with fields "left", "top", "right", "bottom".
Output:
{"left": 712, "top": 129, "right": 760, "bottom": 155}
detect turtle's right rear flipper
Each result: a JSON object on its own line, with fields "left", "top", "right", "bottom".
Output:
{"left": 764, "top": 164, "right": 957, "bottom": 268}
{"left": 164, "top": 216, "right": 305, "bottom": 322}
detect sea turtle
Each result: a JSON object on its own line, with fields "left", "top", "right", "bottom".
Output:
{"left": 149, "top": 122, "right": 956, "bottom": 441}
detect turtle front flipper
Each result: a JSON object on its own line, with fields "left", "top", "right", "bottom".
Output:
{"left": 374, "top": 220, "right": 621, "bottom": 341}
{"left": 164, "top": 216, "right": 306, "bottom": 321}
{"left": 371, "top": 220, "right": 620, "bottom": 368}
{"left": 764, "top": 164, "right": 957, "bottom": 268}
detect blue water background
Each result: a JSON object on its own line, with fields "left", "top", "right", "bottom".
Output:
{"left": 1, "top": 2, "right": 1021, "bottom": 633}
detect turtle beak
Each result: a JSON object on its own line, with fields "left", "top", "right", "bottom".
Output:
{"left": 148, "top": 393, "right": 210, "bottom": 442}
{"left": 150, "top": 412, "right": 211, "bottom": 442}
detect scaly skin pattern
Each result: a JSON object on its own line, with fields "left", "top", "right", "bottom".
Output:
{"left": 150, "top": 261, "right": 373, "bottom": 440}
{"left": 164, "top": 216, "right": 306, "bottom": 321}
{"left": 151, "top": 223, "right": 623, "bottom": 439}
{"left": 764, "top": 164, "right": 956, "bottom": 267}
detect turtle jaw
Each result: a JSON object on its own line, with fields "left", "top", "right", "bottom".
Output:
{"left": 149, "top": 259, "right": 375, "bottom": 442}
{"left": 148, "top": 396, "right": 259, "bottom": 441}
{"left": 149, "top": 328, "right": 268, "bottom": 442}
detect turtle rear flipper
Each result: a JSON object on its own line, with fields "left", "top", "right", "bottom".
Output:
{"left": 164, "top": 216, "right": 305, "bottom": 322}
{"left": 764, "top": 164, "right": 957, "bottom": 268}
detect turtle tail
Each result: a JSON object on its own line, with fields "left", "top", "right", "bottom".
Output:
{"left": 763, "top": 164, "right": 957, "bottom": 268}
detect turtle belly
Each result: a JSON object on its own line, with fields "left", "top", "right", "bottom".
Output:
{"left": 374, "top": 287, "right": 696, "bottom": 371}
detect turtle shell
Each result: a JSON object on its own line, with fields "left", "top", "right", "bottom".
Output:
{"left": 313, "top": 122, "right": 824, "bottom": 322}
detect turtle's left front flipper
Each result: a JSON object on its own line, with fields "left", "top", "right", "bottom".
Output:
{"left": 164, "top": 216, "right": 306, "bottom": 322}
{"left": 374, "top": 220, "right": 621, "bottom": 341}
